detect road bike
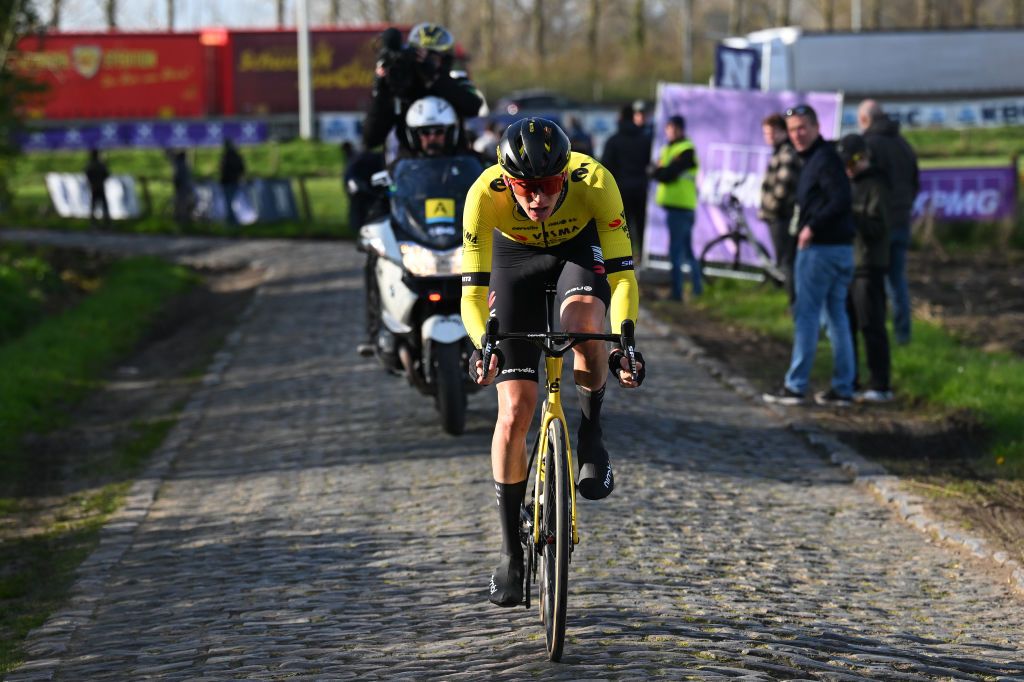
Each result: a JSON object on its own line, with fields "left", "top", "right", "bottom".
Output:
{"left": 699, "top": 187, "right": 786, "bottom": 287}
{"left": 480, "top": 287, "right": 639, "bottom": 662}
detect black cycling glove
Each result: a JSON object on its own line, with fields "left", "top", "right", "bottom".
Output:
{"left": 608, "top": 349, "right": 646, "bottom": 386}
{"left": 468, "top": 346, "right": 505, "bottom": 382}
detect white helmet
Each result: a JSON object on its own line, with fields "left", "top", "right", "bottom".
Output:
{"left": 404, "top": 96, "right": 460, "bottom": 153}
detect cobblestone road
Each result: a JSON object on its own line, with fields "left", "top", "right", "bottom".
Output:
{"left": 5, "top": 231, "right": 1024, "bottom": 681}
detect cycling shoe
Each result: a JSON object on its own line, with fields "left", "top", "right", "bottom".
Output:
{"left": 577, "top": 428, "right": 614, "bottom": 500}
{"left": 488, "top": 552, "right": 524, "bottom": 607}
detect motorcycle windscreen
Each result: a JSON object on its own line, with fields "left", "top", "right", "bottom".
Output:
{"left": 389, "top": 156, "right": 484, "bottom": 249}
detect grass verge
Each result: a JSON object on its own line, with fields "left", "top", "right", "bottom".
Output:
{"left": 656, "top": 278, "right": 1024, "bottom": 475}
{"left": 0, "top": 256, "right": 195, "bottom": 674}
{"left": 0, "top": 256, "right": 194, "bottom": 469}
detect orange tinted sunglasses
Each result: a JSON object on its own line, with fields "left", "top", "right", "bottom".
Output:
{"left": 505, "top": 173, "right": 566, "bottom": 197}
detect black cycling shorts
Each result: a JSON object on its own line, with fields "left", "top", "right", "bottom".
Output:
{"left": 489, "top": 221, "right": 611, "bottom": 384}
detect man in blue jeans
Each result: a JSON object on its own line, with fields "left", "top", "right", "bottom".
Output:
{"left": 651, "top": 114, "right": 702, "bottom": 301}
{"left": 763, "top": 104, "right": 856, "bottom": 407}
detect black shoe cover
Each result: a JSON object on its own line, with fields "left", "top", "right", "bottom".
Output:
{"left": 488, "top": 552, "right": 524, "bottom": 607}
{"left": 577, "top": 429, "right": 614, "bottom": 500}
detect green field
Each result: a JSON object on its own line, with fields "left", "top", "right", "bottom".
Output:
{"left": 2, "top": 141, "right": 352, "bottom": 238}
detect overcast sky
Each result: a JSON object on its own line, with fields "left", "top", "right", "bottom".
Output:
{"left": 33, "top": 0, "right": 339, "bottom": 31}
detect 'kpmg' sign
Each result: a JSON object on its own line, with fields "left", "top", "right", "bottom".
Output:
{"left": 914, "top": 165, "right": 1018, "bottom": 221}
{"left": 646, "top": 84, "right": 842, "bottom": 266}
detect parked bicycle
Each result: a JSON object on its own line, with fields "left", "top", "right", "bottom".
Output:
{"left": 479, "top": 286, "right": 640, "bottom": 662}
{"left": 699, "top": 182, "right": 786, "bottom": 287}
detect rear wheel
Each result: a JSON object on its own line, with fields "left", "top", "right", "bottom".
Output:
{"left": 434, "top": 342, "right": 467, "bottom": 435}
{"left": 540, "top": 418, "right": 570, "bottom": 662}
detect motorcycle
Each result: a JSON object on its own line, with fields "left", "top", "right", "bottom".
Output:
{"left": 358, "top": 154, "right": 482, "bottom": 435}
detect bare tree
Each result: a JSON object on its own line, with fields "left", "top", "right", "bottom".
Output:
{"left": 775, "top": 0, "right": 791, "bottom": 25}
{"left": 481, "top": 0, "right": 495, "bottom": 69}
{"left": 440, "top": 0, "right": 452, "bottom": 27}
{"left": 378, "top": 0, "right": 393, "bottom": 23}
{"left": 867, "top": 0, "right": 882, "bottom": 28}
{"left": 533, "top": 0, "right": 546, "bottom": 70}
{"left": 105, "top": 0, "right": 117, "bottom": 29}
{"left": 276, "top": 0, "right": 285, "bottom": 28}
{"left": 328, "top": 0, "right": 340, "bottom": 24}
{"left": 822, "top": 0, "right": 835, "bottom": 30}
{"left": 917, "top": 0, "right": 934, "bottom": 27}
{"left": 49, "top": 0, "right": 62, "bottom": 27}
{"left": 729, "top": 0, "right": 743, "bottom": 34}
{"left": 167, "top": 0, "right": 174, "bottom": 30}
{"left": 632, "top": 0, "right": 645, "bottom": 49}
{"left": 587, "top": 0, "right": 601, "bottom": 74}
{"left": 961, "top": 0, "right": 976, "bottom": 26}
{"left": 1015, "top": 0, "right": 1023, "bottom": 27}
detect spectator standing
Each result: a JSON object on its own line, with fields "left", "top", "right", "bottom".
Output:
{"left": 602, "top": 102, "right": 653, "bottom": 256}
{"left": 858, "top": 99, "right": 919, "bottom": 345}
{"left": 758, "top": 113, "right": 802, "bottom": 305}
{"left": 566, "top": 116, "right": 594, "bottom": 156}
{"left": 84, "top": 148, "right": 110, "bottom": 227}
{"left": 218, "top": 139, "right": 246, "bottom": 226}
{"left": 171, "top": 150, "right": 194, "bottom": 228}
{"left": 763, "top": 104, "right": 856, "bottom": 407}
{"left": 472, "top": 119, "right": 501, "bottom": 165}
{"left": 837, "top": 134, "right": 893, "bottom": 403}
{"left": 650, "top": 114, "right": 701, "bottom": 302}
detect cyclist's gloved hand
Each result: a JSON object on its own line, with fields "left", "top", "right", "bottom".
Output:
{"left": 608, "top": 348, "right": 645, "bottom": 388}
{"left": 469, "top": 346, "right": 504, "bottom": 384}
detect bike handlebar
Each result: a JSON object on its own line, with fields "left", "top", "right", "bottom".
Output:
{"left": 481, "top": 318, "right": 639, "bottom": 378}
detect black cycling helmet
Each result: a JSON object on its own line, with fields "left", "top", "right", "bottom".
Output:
{"left": 407, "top": 23, "right": 455, "bottom": 53}
{"left": 497, "top": 117, "right": 571, "bottom": 179}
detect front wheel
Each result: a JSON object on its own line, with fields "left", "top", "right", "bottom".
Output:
{"left": 434, "top": 342, "right": 467, "bottom": 435}
{"left": 540, "top": 418, "right": 571, "bottom": 662}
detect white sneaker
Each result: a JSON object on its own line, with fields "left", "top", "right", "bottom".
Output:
{"left": 855, "top": 389, "right": 894, "bottom": 403}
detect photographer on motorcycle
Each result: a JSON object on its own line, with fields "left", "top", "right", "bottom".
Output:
{"left": 362, "top": 23, "right": 483, "bottom": 160}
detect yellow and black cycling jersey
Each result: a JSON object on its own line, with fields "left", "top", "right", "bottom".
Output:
{"left": 461, "top": 152, "right": 639, "bottom": 347}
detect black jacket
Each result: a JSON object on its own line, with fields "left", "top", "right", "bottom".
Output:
{"left": 863, "top": 117, "right": 919, "bottom": 229}
{"left": 849, "top": 167, "right": 890, "bottom": 272}
{"left": 600, "top": 121, "right": 652, "bottom": 196}
{"left": 362, "top": 72, "right": 482, "bottom": 156}
{"left": 795, "top": 136, "right": 855, "bottom": 245}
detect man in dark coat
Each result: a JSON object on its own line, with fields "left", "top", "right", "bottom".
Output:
{"left": 601, "top": 102, "right": 653, "bottom": 257}
{"left": 858, "top": 99, "right": 920, "bottom": 345}
{"left": 218, "top": 139, "right": 246, "bottom": 226}
{"left": 85, "top": 148, "right": 110, "bottom": 227}
{"left": 838, "top": 133, "right": 893, "bottom": 403}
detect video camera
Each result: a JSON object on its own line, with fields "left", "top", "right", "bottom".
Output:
{"left": 377, "top": 27, "right": 440, "bottom": 99}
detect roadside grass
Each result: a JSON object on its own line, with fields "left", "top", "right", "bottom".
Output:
{"left": 905, "top": 127, "right": 1024, "bottom": 160}
{"left": 661, "top": 277, "right": 1024, "bottom": 476}
{"left": 0, "top": 253, "right": 194, "bottom": 674}
{"left": 0, "top": 417, "right": 176, "bottom": 674}
{"left": 3, "top": 140, "right": 351, "bottom": 238}
{"left": 0, "top": 256, "right": 195, "bottom": 478}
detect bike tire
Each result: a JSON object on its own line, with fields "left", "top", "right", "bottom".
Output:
{"left": 434, "top": 342, "right": 467, "bottom": 435}
{"left": 700, "top": 233, "right": 780, "bottom": 286}
{"left": 540, "top": 418, "right": 570, "bottom": 662}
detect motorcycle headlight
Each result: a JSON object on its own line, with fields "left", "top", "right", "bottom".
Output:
{"left": 399, "top": 242, "right": 463, "bottom": 276}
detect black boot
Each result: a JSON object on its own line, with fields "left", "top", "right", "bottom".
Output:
{"left": 576, "top": 384, "right": 614, "bottom": 500}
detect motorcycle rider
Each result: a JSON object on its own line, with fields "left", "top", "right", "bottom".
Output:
{"left": 358, "top": 95, "right": 473, "bottom": 357}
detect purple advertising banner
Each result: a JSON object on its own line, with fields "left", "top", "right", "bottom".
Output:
{"left": 914, "top": 165, "right": 1018, "bottom": 221}
{"left": 645, "top": 85, "right": 842, "bottom": 267}
{"left": 19, "top": 120, "right": 268, "bottom": 152}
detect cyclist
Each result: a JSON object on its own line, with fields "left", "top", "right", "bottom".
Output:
{"left": 461, "top": 117, "right": 645, "bottom": 606}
